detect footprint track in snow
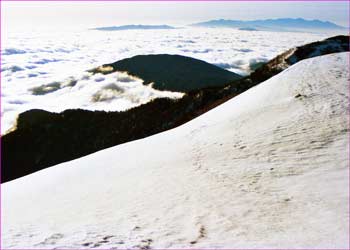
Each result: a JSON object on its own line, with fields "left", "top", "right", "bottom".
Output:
{"left": 190, "top": 225, "right": 207, "bottom": 245}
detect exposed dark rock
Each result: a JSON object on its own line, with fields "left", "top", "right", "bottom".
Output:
{"left": 294, "top": 93, "right": 307, "bottom": 99}
{"left": 2, "top": 35, "right": 349, "bottom": 183}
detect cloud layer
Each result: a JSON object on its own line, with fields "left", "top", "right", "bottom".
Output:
{"left": 1, "top": 27, "right": 332, "bottom": 133}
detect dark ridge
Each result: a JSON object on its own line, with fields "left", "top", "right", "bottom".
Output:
{"left": 1, "top": 93, "right": 232, "bottom": 183}
{"left": 89, "top": 54, "right": 242, "bottom": 92}
{"left": 2, "top": 35, "right": 349, "bottom": 183}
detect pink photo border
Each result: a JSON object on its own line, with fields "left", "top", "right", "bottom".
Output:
{"left": 0, "top": 0, "right": 349, "bottom": 250}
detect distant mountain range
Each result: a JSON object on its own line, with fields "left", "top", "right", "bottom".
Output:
{"left": 93, "top": 24, "right": 175, "bottom": 31}
{"left": 191, "top": 18, "right": 346, "bottom": 31}
{"left": 93, "top": 18, "right": 345, "bottom": 32}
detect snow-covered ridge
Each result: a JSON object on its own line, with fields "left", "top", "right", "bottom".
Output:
{"left": 246, "top": 35, "right": 349, "bottom": 83}
{"left": 2, "top": 36, "right": 348, "bottom": 184}
{"left": 3, "top": 52, "right": 349, "bottom": 248}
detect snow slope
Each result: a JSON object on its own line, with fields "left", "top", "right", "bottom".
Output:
{"left": 2, "top": 52, "right": 349, "bottom": 249}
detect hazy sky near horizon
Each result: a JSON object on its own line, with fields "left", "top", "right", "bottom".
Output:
{"left": 2, "top": 1, "right": 349, "bottom": 31}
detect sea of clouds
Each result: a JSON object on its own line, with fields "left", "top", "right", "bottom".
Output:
{"left": 1, "top": 27, "right": 334, "bottom": 134}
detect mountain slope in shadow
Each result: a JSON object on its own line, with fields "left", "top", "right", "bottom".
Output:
{"left": 90, "top": 54, "right": 242, "bottom": 92}
{"left": 1, "top": 35, "right": 349, "bottom": 183}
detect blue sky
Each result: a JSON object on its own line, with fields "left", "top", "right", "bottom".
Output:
{"left": 2, "top": 1, "right": 349, "bottom": 30}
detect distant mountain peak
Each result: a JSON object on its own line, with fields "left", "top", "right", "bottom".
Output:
{"left": 93, "top": 24, "right": 175, "bottom": 31}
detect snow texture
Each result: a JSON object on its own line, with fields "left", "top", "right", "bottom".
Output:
{"left": 2, "top": 52, "right": 349, "bottom": 249}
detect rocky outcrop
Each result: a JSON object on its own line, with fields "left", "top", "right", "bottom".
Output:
{"left": 2, "top": 35, "right": 349, "bottom": 183}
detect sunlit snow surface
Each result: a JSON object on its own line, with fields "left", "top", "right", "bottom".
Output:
{"left": 2, "top": 53, "right": 349, "bottom": 249}
{"left": 0, "top": 27, "right": 338, "bottom": 133}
